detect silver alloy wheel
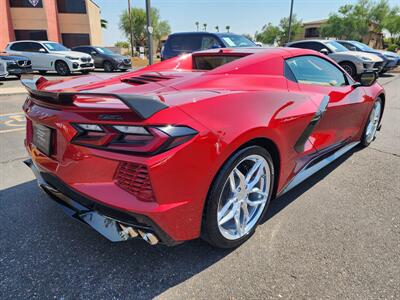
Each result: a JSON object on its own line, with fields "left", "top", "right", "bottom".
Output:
{"left": 217, "top": 154, "right": 270, "bottom": 240}
{"left": 365, "top": 100, "right": 382, "bottom": 143}
{"left": 342, "top": 64, "right": 354, "bottom": 76}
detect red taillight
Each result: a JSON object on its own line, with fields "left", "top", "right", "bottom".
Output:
{"left": 71, "top": 123, "right": 197, "bottom": 155}
{"left": 114, "top": 162, "right": 155, "bottom": 202}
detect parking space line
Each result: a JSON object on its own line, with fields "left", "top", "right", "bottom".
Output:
{"left": 0, "top": 127, "right": 25, "bottom": 134}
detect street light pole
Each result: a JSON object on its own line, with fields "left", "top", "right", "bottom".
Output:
{"left": 145, "top": 0, "right": 154, "bottom": 65}
{"left": 127, "top": 0, "right": 134, "bottom": 57}
{"left": 287, "top": 0, "right": 294, "bottom": 43}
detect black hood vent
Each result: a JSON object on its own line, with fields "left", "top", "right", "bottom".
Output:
{"left": 121, "top": 73, "right": 177, "bottom": 85}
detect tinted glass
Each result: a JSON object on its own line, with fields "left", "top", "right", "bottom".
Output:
{"left": 169, "top": 35, "right": 202, "bottom": 52}
{"left": 219, "top": 35, "right": 255, "bottom": 47}
{"left": 10, "top": 42, "right": 31, "bottom": 51}
{"left": 351, "top": 41, "right": 374, "bottom": 51}
{"left": 193, "top": 55, "right": 245, "bottom": 70}
{"left": 338, "top": 41, "right": 356, "bottom": 50}
{"left": 57, "top": 0, "right": 86, "bottom": 13}
{"left": 62, "top": 34, "right": 90, "bottom": 48}
{"left": 14, "top": 30, "right": 47, "bottom": 41}
{"left": 9, "top": 0, "right": 43, "bottom": 7}
{"left": 286, "top": 55, "right": 347, "bottom": 87}
{"left": 95, "top": 47, "right": 116, "bottom": 55}
{"left": 288, "top": 42, "right": 325, "bottom": 51}
{"left": 201, "top": 36, "right": 221, "bottom": 50}
{"left": 30, "top": 42, "right": 45, "bottom": 52}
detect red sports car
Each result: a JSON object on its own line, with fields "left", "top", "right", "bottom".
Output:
{"left": 23, "top": 47, "right": 384, "bottom": 248}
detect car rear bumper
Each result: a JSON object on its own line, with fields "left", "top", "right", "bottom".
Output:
{"left": 24, "top": 158, "right": 180, "bottom": 246}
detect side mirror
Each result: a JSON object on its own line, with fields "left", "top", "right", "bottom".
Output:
{"left": 354, "top": 72, "right": 377, "bottom": 87}
{"left": 91, "top": 51, "right": 97, "bottom": 55}
{"left": 320, "top": 48, "right": 329, "bottom": 55}
{"left": 38, "top": 48, "right": 47, "bottom": 53}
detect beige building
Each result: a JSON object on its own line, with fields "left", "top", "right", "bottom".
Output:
{"left": 1, "top": 0, "right": 103, "bottom": 50}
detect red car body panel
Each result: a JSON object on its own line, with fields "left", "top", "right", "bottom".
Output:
{"left": 23, "top": 47, "right": 385, "bottom": 243}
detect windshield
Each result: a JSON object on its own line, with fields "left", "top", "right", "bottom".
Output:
{"left": 351, "top": 41, "right": 374, "bottom": 52}
{"left": 325, "top": 41, "right": 349, "bottom": 53}
{"left": 219, "top": 35, "right": 255, "bottom": 48}
{"left": 43, "top": 43, "right": 69, "bottom": 52}
{"left": 95, "top": 47, "right": 117, "bottom": 55}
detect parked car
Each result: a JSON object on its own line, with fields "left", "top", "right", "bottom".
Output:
{"left": 72, "top": 46, "right": 132, "bottom": 72}
{"left": 5, "top": 41, "right": 94, "bottom": 76}
{"left": 22, "top": 47, "right": 385, "bottom": 248}
{"left": 286, "top": 39, "right": 384, "bottom": 78}
{"left": 0, "top": 60, "right": 8, "bottom": 79}
{"left": 0, "top": 53, "right": 32, "bottom": 78}
{"left": 337, "top": 40, "right": 400, "bottom": 74}
{"left": 161, "top": 32, "right": 256, "bottom": 60}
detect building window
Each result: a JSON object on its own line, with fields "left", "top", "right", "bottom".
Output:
{"left": 57, "top": 0, "right": 87, "bottom": 14}
{"left": 9, "top": 0, "right": 43, "bottom": 8}
{"left": 62, "top": 34, "right": 90, "bottom": 48}
{"left": 15, "top": 30, "right": 48, "bottom": 40}
{"left": 305, "top": 27, "right": 320, "bottom": 38}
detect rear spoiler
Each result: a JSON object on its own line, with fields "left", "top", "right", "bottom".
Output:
{"left": 21, "top": 77, "right": 168, "bottom": 120}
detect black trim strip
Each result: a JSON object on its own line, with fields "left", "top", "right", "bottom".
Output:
{"left": 21, "top": 77, "right": 168, "bottom": 120}
{"left": 294, "top": 95, "right": 329, "bottom": 152}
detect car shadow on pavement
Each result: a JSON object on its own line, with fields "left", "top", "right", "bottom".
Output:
{"left": 0, "top": 149, "right": 358, "bottom": 299}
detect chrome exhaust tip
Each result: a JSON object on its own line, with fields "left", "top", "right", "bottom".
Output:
{"left": 138, "top": 230, "right": 159, "bottom": 245}
{"left": 119, "top": 223, "right": 139, "bottom": 240}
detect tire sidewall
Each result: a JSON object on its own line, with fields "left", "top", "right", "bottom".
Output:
{"left": 340, "top": 62, "right": 356, "bottom": 78}
{"left": 104, "top": 61, "right": 113, "bottom": 72}
{"left": 55, "top": 61, "right": 70, "bottom": 76}
{"left": 203, "top": 146, "right": 275, "bottom": 248}
{"left": 360, "top": 97, "right": 382, "bottom": 147}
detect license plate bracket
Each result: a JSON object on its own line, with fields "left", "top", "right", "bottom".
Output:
{"left": 33, "top": 124, "right": 52, "bottom": 156}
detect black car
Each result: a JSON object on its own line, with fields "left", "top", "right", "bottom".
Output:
{"left": 0, "top": 53, "right": 32, "bottom": 78}
{"left": 72, "top": 46, "right": 132, "bottom": 72}
{"left": 161, "top": 32, "right": 256, "bottom": 60}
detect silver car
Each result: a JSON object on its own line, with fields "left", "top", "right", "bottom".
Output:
{"left": 286, "top": 39, "right": 383, "bottom": 78}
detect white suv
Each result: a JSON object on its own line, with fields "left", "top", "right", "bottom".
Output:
{"left": 5, "top": 41, "right": 94, "bottom": 76}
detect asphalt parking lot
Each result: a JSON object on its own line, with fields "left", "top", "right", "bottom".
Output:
{"left": 0, "top": 73, "right": 399, "bottom": 299}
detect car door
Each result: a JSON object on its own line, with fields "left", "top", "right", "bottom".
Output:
{"left": 285, "top": 55, "right": 369, "bottom": 151}
{"left": 29, "top": 42, "right": 49, "bottom": 70}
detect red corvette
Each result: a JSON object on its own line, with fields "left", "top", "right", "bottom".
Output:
{"left": 23, "top": 47, "right": 384, "bottom": 248}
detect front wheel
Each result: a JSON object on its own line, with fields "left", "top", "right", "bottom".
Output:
{"left": 103, "top": 61, "right": 114, "bottom": 72}
{"left": 202, "top": 146, "right": 275, "bottom": 248}
{"left": 360, "top": 97, "right": 382, "bottom": 147}
{"left": 339, "top": 62, "right": 356, "bottom": 79}
{"left": 81, "top": 70, "right": 90, "bottom": 74}
{"left": 55, "top": 61, "right": 70, "bottom": 76}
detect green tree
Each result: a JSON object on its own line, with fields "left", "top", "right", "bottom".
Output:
{"left": 255, "top": 23, "right": 280, "bottom": 45}
{"left": 321, "top": 0, "right": 391, "bottom": 40}
{"left": 278, "top": 14, "right": 303, "bottom": 44}
{"left": 115, "top": 41, "right": 129, "bottom": 49}
{"left": 383, "top": 7, "right": 400, "bottom": 43}
{"left": 119, "top": 7, "right": 171, "bottom": 48}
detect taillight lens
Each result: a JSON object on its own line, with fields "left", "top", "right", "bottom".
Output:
{"left": 71, "top": 123, "right": 197, "bottom": 155}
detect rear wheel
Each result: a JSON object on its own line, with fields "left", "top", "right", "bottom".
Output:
{"left": 103, "top": 61, "right": 114, "bottom": 72}
{"left": 38, "top": 70, "right": 47, "bottom": 75}
{"left": 360, "top": 97, "right": 382, "bottom": 147}
{"left": 339, "top": 61, "right": 356, "bottom": 78}
{"left": 202, "top": 146, "right": 275, "bottom": 248}
{"left": 55, "top": 61, "right": 70, "bottom": 76}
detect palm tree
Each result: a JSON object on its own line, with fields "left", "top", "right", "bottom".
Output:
{"left": 195, "top": 21, "right": 199, "bottom": 31}
{"left": 215, "top": 26, "right": 219, "bottom": 32}
{"left": 203, "top": 23, "right": 207, "bottom": 31}
{"left": 225, "top": 25, "right": 230, "bottom": 33}
{"left": 101, "top": 19, "right": 108, "bottom": 29}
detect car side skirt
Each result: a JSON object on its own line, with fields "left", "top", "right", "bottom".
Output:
{"left": 278, "top": 141, "right": 359, "bottom": 196}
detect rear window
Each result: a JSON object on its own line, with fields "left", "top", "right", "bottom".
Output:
{"left": 219, "top": 35, "right": 255, "bottom": 47}
{"left": 193, "top": 55, "right": 245, "bottom": 70}
{"left": 169, "top": 35, "right": 202, "bottom": 52}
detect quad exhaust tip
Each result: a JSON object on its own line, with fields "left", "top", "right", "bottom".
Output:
{"left": 119, "top": 223, "right": 159, "bottom": 245}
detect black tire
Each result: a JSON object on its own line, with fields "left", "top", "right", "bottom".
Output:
{"left": 55, "top": 61, "right": 70, "bottom": 76}
{"left": 38, "top": 70, "right": 47, "bottom": 75}
{"left": 202, "top": 146, "right": 275, "bottom": 248}
{"left": 360, "top": 97, "right": 383, "bottom": 147}
{"left": 81, "top": 70, "right": 90, "bottom": 74}
{"left": 339, "top": 61, "right": 357, "bottom": 79}
{"left": 15, "top": 74, "right": 21, "bottom": 79}
{"left": 103, "top": 61, "right": 114, "bottom": 72}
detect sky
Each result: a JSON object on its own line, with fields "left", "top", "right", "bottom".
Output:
{"left": 95, "top": 0, "right": 400, "bottom": 46}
